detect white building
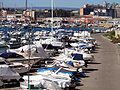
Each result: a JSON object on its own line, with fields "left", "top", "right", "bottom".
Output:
{"left": 7, "top": 14, "right": 16, "bottom": 21}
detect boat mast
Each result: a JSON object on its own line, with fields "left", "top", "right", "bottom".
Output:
{"left": 51, "top": 0, "right": 54, "bottom": 33}
{"left": 25, "top": 0, "right": 30, "bottom": 90}
{"left": 26, "top": 0, "right": 28, "bottom": 10}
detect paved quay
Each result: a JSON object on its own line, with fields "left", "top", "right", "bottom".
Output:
{"left": 79, "top": 34, "right": 120, "bottom": 90}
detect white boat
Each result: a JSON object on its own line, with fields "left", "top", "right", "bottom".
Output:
{"left": 8, "top": 38, "right": 21, "bottom": 49}
{"left": 46, "top": 61, "right": 83, "bottom": 72}
{"left": 37, "top": 36, "right": 64, "bottom": 48}
{"left": 37, "top": 67, "right": 71, "bottom": 80}
{"left": 20, "top": 74, "right": 70, "bottom": 89}
{"left": 21, "top": 77, "right": 62, "bottom": 90}
{"left": 0, "top": 44, "right": 49, "bottom": 69}
{"left": 73, "top": 31, "right": 91, "bottom": 38}
{"left": 65, "top": 48, "right": 94, "bottom": 61}
{"left": 53, "top": 53, "right": 85, "bottom": 68}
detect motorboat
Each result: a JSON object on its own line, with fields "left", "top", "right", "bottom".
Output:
{"left": 20, "top": 74, "right": 65, "bottom": 90}
{"left": 8, "top": 62, "right": 29, "bottom": 74}
{"left": 7, "top": 38, "right": 21, "bottom": 49}
{"left": 37, "top": 67, "right": 85, "bottom": 79}
{"left": 38, "top": 36, "right": 64, "bottom": 49}
{"left": 0, "top": 57, "right": 28, "bottom": 74}
{"left": 65, "top": 48, "right": 94, "bottom": 61}
{"left": 34, "top": 41, "right": 62, "bottom": 56}
{"left": 21, "top": 74, "right": 71, "bottom": 89}
{"left": 53, "top": 53, "right": 85, "bottom": 68}
{"left": 0, "top": 44, "right": 49, "bottom": 67}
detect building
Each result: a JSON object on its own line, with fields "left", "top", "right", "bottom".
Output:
{"left": 106, "top": 9, "right": 116, "bottom": 18}
{"left": 0, "top": 9, "right": 7, "bottom": 21}
{"left": 80, "top": 4, "right": 94, "bottom": 16}
{"left": 15, "top": 14, "right": 23, "bottom": 21}
{"left": 71, "top": 10, "right": 79, "bottom": 17}
{"left": 80, "top": 4, "right": 116, "bottom": 18}
{"left": 7, "top": 14, "right": 16, "bottom": 21}
{"left": 0, "top": 10, "right": 7, "bottom": 17}
{"left": 23, "top": 10, "right": 36, "bottom": 20}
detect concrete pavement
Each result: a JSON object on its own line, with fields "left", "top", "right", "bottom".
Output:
{"left": 79, "top": 34, "right": 120, "bottom": 90}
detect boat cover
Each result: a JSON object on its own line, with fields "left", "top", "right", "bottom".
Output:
{"left": 71, "top": 53, "right": 83, "bottom": 60}
{"left": 0, "top": 65, "right": 21, "bottom": 81}
{"left": 8, "top": 44, "right": 49, "bottom": 59}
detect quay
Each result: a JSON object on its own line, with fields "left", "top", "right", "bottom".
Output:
{"left": 79, "top": 34, "right": 120, "bottom": 90}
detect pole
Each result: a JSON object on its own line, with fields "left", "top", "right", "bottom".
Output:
{"left": 28, "top": 25, "right": 31, "bottom": 90}
{"left": 26, "top": 0, "right": 27, "bottom": 10}
{"left": 51, "top": 0, "right": 54, "bottom": 33}
{"left": 2, "top": 2, "right": 3, "bottom": 9}
{"left": 0, "top": 2, "right": 2, "bottom": 9}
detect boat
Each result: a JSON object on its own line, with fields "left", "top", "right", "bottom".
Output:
{"left": 0, "top": 44, "right": 49, "bottom": 68}
{"left": 0, "top": 40, "right": 8, "bottom": 48}
{"left": 20, "top": 74, "right": 64, "bottom": 90}
{"left": 0, "top": 64, "right": 21, "bottom": 86}
{"left": 65, "top": 48, "right": 94, "bottom": 61}
{"left": 7, "top": 38, "right": 21, "bottom": 49}
{"left": 0, "top": 40, "right": 9, "bottom": 54}
{"left": 53, "top": 53, "right": 85, "bottom": 68}
{"left": 0, "top": 57, "right": 29, "bottom": 74}
{"left": 21, "top": 70, "right": 76, "bottom": 89}
{"left": 37, "top": 66, "right": 85, "bottom": 78}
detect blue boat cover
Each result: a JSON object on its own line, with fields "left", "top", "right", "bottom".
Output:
{"left": 0, "top": 52, "right": 24, "bottom": 59}
{"left": 79, "top": 45, "right": 87, "bottom": 49}
{"left": 71, "top": 53, "right": 83, "bottom": 60}
{"left": 37, "top": 67, "right": 73, "bottom": 75}
{"left": 67, "top": 61, "right": 74, "bottom": 67}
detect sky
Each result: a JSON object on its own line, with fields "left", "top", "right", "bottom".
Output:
{"left": 0, "top": 0, "right": 120, "bottom": 8}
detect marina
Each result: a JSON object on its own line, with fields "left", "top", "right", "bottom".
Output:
{"left": 0, "top": 0, "right": 120, "bottom": 90}
{"left": 0, "top": 29, "right": 120, "bottom": 90}
{"left": 0, "top": 25, "right": 98, "bottom": 89}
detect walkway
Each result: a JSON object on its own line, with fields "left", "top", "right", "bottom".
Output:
{"left": 79, "top": 34, "right": 120, "bottom": 90}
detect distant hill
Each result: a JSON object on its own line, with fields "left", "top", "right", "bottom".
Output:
{"left": 6, "top": 7, "right": 79, "bottom": 10}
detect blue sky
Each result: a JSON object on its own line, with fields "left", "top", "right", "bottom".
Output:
{"left": 0, "top": 0, "right": 120, "bottom": 8}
